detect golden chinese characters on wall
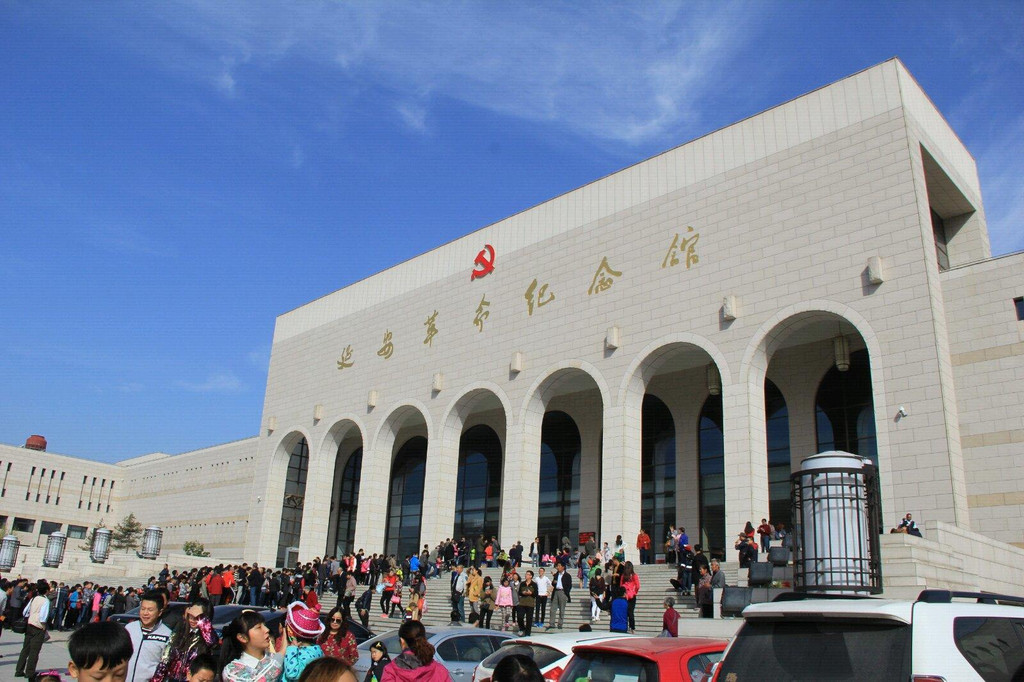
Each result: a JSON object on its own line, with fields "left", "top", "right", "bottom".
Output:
{"left": 333, "top": 230, "right": 702, "bottom": 370}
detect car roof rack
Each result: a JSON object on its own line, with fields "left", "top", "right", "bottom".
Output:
{"left": 917, "top": 589, "right": 1024, "bottom": 607}
{"left": 771, "top": 591, "right": 876, "bottom": 602}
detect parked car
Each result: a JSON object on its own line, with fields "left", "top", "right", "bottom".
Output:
{"left": 713, "top": 589, "right": 1024, "bottom": 681}
{"left": 561, "top": 636, "right": 727, "bottom": 682}
{"left": 473, "top": 632, "right": 636, "bottom": 681}
{"left": 353, "top": 626, "right": 513, "bottom": 678}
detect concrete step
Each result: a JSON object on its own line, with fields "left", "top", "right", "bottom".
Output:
{"left": 321, "top": 564, "right": 726, "bottom": 636}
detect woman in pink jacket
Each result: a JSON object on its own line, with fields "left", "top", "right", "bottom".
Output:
{"left": 494, "top": 577, "right": 514, "bottom": 632}
{"left": 620, "top": 562, "right": 641, "bottom": 634}
{"left": 380, "top": 621, "right": 451, "bottom": 682}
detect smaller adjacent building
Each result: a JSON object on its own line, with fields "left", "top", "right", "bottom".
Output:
{"left": 0, "top": 437, "right": 257, "bottom": 561}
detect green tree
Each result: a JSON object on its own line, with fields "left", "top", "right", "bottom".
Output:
{"left": 182, "top": 540, "right": 211, "bottom": 557}
{"left": 79, "top": 520, "right": 106, "bottom": 551}
{"left": 112, "top": 513, "right": 143, "bottom": 551}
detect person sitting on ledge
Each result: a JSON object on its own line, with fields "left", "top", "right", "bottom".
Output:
{"left": 892, "top": 513, "right": 923, "bottom": 537}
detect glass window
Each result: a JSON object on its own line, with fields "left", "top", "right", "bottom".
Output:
{"left": 1014, "top": 297, "right": 1024, "bottom": 322}
{"left": 276, "top": 437, "right": 309, "bottom": 567}
{"left": 765, "top": 380, "right": 791, "bottom": 530}
{"left": 437, "top": 634, "right": 495, "bottom": 662}
{"left": 331, "top": 447, "right": 362, "bottom": 557}
{"left": 538, "top": 412, "right": 581, "bottom": 556}
{"left": 931, "top": 209, "right": 950, "bottom": 271}
{"left": 39, "top": 521, "right": 62, "bottom": 535}
{"left": 454, "top": 425, "right": 503, "bottom": 543}
{"left": 385, "top": 437, "right": 427, "bottom": 559}
{"left": 953, "top": 617, "right": 1024, "bottom": 681}
{"left": 815, "top": 350, "right": 877, "bottom": 465}
{"left": 642, "top": 395, "right": 676, "bottom": 557}
{"left": 561, "top": 651, "right": 659, "bottom": 682}
{"left": 717, "top": 619, "right": 911, "bottom": 680}
{"left": 699, "top": 394, "right": 725, "bottom": 555}
{"left": 67, "top": 525, "right": 88, "bottom": 539}
{"left": 12, "top": 517, "right": 36, "bottom": 533}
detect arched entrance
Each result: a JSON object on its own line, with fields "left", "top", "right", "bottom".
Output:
{"left": 330, "top": 447, "right": 362, "bottom": 557}
{"left": 641, "top": 394, "right": 675, "bottom": 555}
{"left": 539, "top": 411, "right": 581, "bottom": 554}
{"left": 698, "top": 394, "right": 724, "bottom": 554}
{"left": 386, "top": 436, "right": 427, "bottom": 559}
{"left": 454, "top": 425, "right": 503, "bottom": 542}
{"left": 765, "top": 380, "right": 791, "bottom": 530}
{"left": 815, "top": 349, "right": 877, "bottom": 462}
{"left": 276, "top": 436, "right": 309, "bottom": 567}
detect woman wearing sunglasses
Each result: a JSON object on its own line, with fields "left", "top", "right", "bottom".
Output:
{"left": 152, "top": 598, "right": 218, "bottom": 682}
{"left": 318, "top": 606, "right": 358, "bottom": 667}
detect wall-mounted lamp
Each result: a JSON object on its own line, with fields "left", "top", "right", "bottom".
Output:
{"left": 510, "top": 351, "right": 524, "bottom": 375}
{"left": 833, "top": 335, "right": 850, "bottom": 372}
{"left": 722, "top": 295, "right": 739, "bottom": 321}
{"left": 605, "top": 326, "right": 621, "bottom": 350}
{"left": 707, "top": 365, "right": 722, "bottom": 396}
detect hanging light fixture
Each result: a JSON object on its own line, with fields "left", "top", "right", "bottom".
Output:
{"left": 0, "top": 535, "right": 20, "bottom": 571}
{"left": 42, "top": 531, "right": 67, "bottom": 568}
{"left": 90, "top": 528, "right": 112, "bottom": 564}
{"left": 833, "top": 335, "right": 850, "bottom": 372}
{"left": 707, "top": 364, "right": 722, "bottom": 396}
{"left": 140, "top": 526, "right": 163, "bottom": 560}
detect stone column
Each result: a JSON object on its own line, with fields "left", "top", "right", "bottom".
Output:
{"left": 724, "top": 378, "right": 768, "bottom": 550}
{"left": 600, "top": 401, "right": 642, "bottom": 562}
{"left": 420, "top": 433, "right": 458, "bottom": 550}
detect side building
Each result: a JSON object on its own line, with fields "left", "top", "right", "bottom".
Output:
{"left": 0, "top": 437, "right": 257, "bottom": 562}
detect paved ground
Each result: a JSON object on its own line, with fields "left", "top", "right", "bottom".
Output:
{"left": 0, "top": 628, "right": 74, "bottom": 680}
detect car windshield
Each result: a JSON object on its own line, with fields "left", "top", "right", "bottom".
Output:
{"left": 481, "top": 643, "right": 565, "bottom": 671}
{"left": 561, "top": 651, "right": 659, "bottom": 682}
{"left": 717, "top": 619, "right": 912, "bottom": 681}
{"left": 362, "top": 629, "right": 436, "bottom": 655}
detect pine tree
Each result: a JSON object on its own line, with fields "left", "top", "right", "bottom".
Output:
{"left": 112, "top": 513, "right": 143, "bottom": 551}
{"left": 80, "top": 520, "right": 107, "bottom": 551}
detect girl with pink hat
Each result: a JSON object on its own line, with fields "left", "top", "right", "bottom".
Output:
{"left": 281, "top": 601, "right": 325, "bottom": 682}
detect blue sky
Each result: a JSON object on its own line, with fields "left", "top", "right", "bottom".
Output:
{"left": 2, "top": 2, "right": 1022, "bottom": 463}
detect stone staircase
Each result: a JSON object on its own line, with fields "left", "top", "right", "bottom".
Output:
{"left": 322, "top": 562, "right": 741, "bottom": 636}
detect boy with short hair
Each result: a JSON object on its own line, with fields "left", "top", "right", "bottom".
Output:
{"left": 68, "top": 621, "right": 134, "bottom": 682}
{"left": 125, "top": 590, "right": 172, "bottom": 682}
{"left": 186, "top": 654, "right": 218, "bottom": 682}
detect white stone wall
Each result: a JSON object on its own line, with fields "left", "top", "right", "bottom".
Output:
{"left": 0, "top": 443, "right": 121, "bottom": 548}
{"left": 248, "top": 59, "right": 989, "bottom": 567}
{"left": 941, "top": 252, "right": 1024, "bottom": 548}
{"left": 117, "top": 437, "right": 259, "bottom": 560}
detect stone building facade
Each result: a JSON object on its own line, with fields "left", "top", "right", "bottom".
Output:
{"left": 2, "top": 59, "right": 1021, "bottom": 582}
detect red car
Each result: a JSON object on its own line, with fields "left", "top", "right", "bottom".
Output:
{"left": 561, "top": 636, "right": 728, "bottom": 682}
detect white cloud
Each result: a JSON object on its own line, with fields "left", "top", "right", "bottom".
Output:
{"left": 95, "top": 1, "right": 755, "bottom": 145}
{"left": 176, "top": 372, "right": 244, "bottom": 393}
{"left": 246, "top": 344, "right": 271, "bottom": 368}
{"left": 397, "top": 102, "right": 428, "bottom": 133}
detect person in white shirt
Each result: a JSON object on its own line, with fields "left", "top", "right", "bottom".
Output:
{"left": 125, "top": 590, "right": 173, "bottom": 682}
{"left": 16, "top": 580, "right": 51, "bottom": 679}
{"left": 533, "top": 568, "right": 552, "bottom": 628}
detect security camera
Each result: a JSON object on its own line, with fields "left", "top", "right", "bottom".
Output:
{"left": 897, "top": 406, "right": 908, "bottom": 418}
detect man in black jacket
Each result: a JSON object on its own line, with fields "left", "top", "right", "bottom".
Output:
{"left": 549, "top": 563, "right": 572, "bottom": 629}
{"left": 690, "top": 545, "right": 710, "bottom": 602}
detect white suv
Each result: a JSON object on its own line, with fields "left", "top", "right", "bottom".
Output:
{"left": 714, "top": 590, "right": 1024, "bottom": 681}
